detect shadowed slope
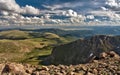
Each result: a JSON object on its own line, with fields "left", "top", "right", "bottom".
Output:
{"left": 45, "top": 35, "right": 120, "bottom": 65}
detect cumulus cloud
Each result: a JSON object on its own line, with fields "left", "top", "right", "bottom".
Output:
{"left": 0, "top": 0, "right": 120, "bottom": 25}
{"left": 86, "top": 15, "right": 95, "bottom": 19}
{"left": 21, "top": 5, "right": 40, "bottom": 15}
{"left": 105, "top": 0, "right": 120, "bottom": 11}
{"left": 105, "top": 0, "right": 120, "bottom": 7}
{"left": 0, "top": 0, "right": 20, "bottom": 12}
{"left": 0, "top": 0, "right": 40, "bottom": 15}
{"left": 62, "top": 9, "right": 78, "bottom": 17}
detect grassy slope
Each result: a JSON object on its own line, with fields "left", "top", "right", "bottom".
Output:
{"left": 0, "top": 30, "right": 75, "bottom": 65}
{"left": 0, "top": 39, "right": 43, "bottom": 63}
{"left": 0, "top": 30, "right": 30, "bottom": 39}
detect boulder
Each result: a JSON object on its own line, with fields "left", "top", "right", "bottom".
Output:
{"left": 1, "top": 63, "right": 27, "bottom": 75}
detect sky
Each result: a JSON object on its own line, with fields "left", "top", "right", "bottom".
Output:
{"left": 0, "top": 0, "right": 120, "bottom": 25}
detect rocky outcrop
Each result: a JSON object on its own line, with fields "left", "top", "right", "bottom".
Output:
{"left": 0, "top": 51, "right": 120, "bottom": 75}
{"left": 45, "top": 35, "right": 120, "bottom": 65}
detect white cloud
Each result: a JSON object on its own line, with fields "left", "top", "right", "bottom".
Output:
{"left": 86, "top": 15, "right": 95, "bottom": 19}
{"left": 62, "top": 9, "right": 78, "bottom": 17}
{"left": 66, "top": 9, "right": 78, "bottom": 17}
{"left": 0, "top": 0, "right": 120, "bottom": 25}
{"left": 21, "top": 5, "right": 40, "bottom": 15}
{"left": 42, "top": 2, "right": 83, "bottom": 10}
{"left": 90, "top": 11, "right": 120, "bottom": 20}
{"left": 0, "top": 0, "right": 20, "bottom": 12}
{"left": 0, "top": 0, "right": 40, "bottom": 15}
{"left": 101, "top": 7, "right": 108, "bottom": 11}
{"left": 0, "top": 11, "right": 9, "bottom": 16}
{"left": 105, "top": 0, "right": 120, "bottom": 7}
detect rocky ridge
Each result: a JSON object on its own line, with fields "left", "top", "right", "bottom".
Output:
{"left": 46, "top": 35, "right": 120, "bottom": 65}
{"left": 0, "top": 51, "right": 120, "bottom": 75}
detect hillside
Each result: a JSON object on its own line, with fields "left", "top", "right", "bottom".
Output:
{"left": 45, "top": 35, "right": 120, "bottom": 65}
{"left": 0, "top": 30, "right": 30, "bottom": 40}
{"left": 0, "top": 29, "right": 120, "bottom": 74}
{"left": 0, "top": 30, "right": 72, "bottom": 64}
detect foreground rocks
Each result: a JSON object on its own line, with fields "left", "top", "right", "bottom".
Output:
{"left": 46, "top": 35, "right": 120, "bottom": 65}
{"left": 0, "top": 51, "right": 120, "bottom": 75}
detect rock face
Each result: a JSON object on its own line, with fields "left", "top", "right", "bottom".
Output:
{"left": 46, "top": 35, "right": 120, "bottom": 65}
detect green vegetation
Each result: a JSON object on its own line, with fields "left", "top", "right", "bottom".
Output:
{"left": 43, "top": 32, "right": 60, "bottom": 39}
{"left": 0, "top": 30, "right": 30, "bottom": 39}
{"left": 0, "top": 29, "right": 75, "bottom": 65}
{"left": 22, "top": 46, "right": 52, "bottom": 65}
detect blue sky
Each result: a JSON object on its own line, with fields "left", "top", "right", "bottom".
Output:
{"left": 0, "top": 0, "right": 120, "bottom": 25}
{"left": 0, "top": 0, "right": 120, "bottom": 16}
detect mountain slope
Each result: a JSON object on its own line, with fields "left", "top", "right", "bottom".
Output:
{"left": 45, "top": 35, "right": 120, "bottom": 65}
